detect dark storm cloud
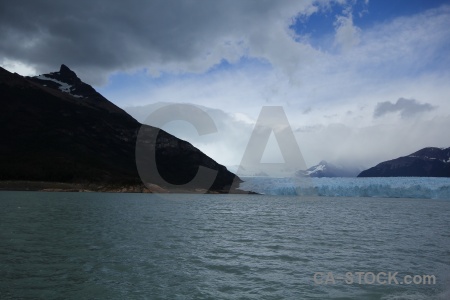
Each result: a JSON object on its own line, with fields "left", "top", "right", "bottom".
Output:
{"left": 0, "top": 0, "right": 314, "bottom": 84}
{"left": 373, "top": 98, "right": 436, "bottom": 118}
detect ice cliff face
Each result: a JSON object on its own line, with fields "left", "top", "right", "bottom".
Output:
{"left": 238, "top": 176, "right": 450, "bottom": 199}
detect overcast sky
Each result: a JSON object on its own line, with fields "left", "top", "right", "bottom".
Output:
{"left": 1, "top": 0, "right": 450, "bottom": 171}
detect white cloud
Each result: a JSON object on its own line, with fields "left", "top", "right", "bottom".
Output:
{"left": 296, "top": 115, "right": 450, "bottom": 169}
{"left": 115, "top": 4, "right": 450, "bottom": 171}
{"left": 2, "top": 1, "right": 450, "bottom": 172}
{"left": 334, "top": 11, "right": 361, "bottom": 51}
{"left": 0, "top": 58, "right": 37, "bottom": 76}
{"left": 341, "top": 5, "right": 450, "bottom": 74}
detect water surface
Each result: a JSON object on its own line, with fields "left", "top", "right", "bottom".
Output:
{"left": 1, "top": 192, "right": 449, "bottom": 299}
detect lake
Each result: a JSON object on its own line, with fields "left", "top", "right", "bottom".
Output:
{"left": 1, "top": 191, "right": 449, "bottom": 299}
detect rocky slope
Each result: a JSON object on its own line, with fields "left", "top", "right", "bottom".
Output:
{"left": 0, "top": 65, "right": 240, "bottom": 192}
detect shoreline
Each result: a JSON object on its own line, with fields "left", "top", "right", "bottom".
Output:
{"left": 0, "top": 180, "right": 255, "bottom": 194}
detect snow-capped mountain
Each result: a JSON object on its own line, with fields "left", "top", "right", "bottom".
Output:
{"left": 297, "top": 160, "right": 361, "bottom": 178}
{"left": 358, "top": 147, "right": 450, "bottom": 177}
{"left": 27, "top": 64, "right": 125, "bottom": 114}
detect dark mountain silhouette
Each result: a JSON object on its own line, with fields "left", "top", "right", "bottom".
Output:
{"left": 0, "top": 65, "right": 240, "bottom": 192}
{"left": 358, "top": 147, "right": 450, "bottom": 177}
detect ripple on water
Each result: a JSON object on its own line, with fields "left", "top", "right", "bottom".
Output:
{"left": 0, "top": 192, "right": 449, "bottom": 299}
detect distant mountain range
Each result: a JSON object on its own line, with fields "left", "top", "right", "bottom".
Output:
{"left": 232, "top": 149, "right": 450, "bottom": 179}
{"left": 296, "top": 147, "right": 450, "bottom": 178}
{"left": 296, "top": 160, "right": 361, "bottom": 178}
{"left": 0, "top": 65, "right": 240, "bottom": 192}
{"left": 358, "top": 147, "right": 450, "bottom": 177}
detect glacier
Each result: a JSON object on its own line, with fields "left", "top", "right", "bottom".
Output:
{"left": 238, "top": 177, "right": 450, "bottom": 199}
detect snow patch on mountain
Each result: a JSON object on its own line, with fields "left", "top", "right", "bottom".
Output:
{"left": 298, "top": 160, "right": 361, "bottom": 177}
{"left": 305, "top": 164, "right": 325, "bottom": 175}
{"left": 35, "top": 74, "right": 83, "bottom": 98}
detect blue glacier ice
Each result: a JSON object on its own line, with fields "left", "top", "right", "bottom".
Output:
{"left": 238, "top": 177, "right": 450, "bottom": 199}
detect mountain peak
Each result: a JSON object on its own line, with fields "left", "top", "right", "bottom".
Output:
{"left": 296, "top": 160, "right": 361, "bottom": 177}
{"left": 59, "top": 64, "right": 78, "bottom": 79}
{"left": 27, "top": 64, "right": 128, "bottom": 113}
{"left": 410, "top": 147, "right": 449, "bottom": 156}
